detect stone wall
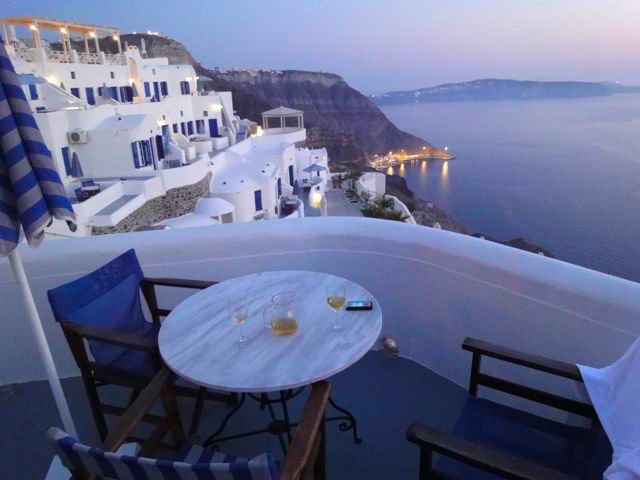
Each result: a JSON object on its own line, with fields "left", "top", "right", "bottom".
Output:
{"left": 91, "top": 174, "right": 211, "bottom": 235}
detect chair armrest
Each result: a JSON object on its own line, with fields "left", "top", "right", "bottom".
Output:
{"left": 141, "top": 277, "right": 217, "bottom": 290}
{"left": 462, "top": 337, "right": 582, "bottom": 382}
{"left": 406, "top": 423, "right": 579, "bottom": 480}
{"left": 280, "top": 381, "right": 331, "bottom": 480}
{"left": 102, "top": 367, "right": 175, "bottom": 452}
{"left": 61, "top": 322, "right": 158, "bottom": 353}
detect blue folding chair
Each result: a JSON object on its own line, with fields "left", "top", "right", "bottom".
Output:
{"left": 48, "top": 249, "right": 234, "bottom": 441}
{"left": 406, "top": 338, "right": 612, "bottom": 479}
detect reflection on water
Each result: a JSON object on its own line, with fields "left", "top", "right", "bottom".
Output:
{"left": 386, "top": 166, "right": 394, "bottom": 175}
{"left": 442, "top": 161, "right": 448, "bottom": 179}
{"left": 421, "top": 160, "right": 427, "bottom": 175}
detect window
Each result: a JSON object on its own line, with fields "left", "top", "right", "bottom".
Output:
{"left": 180, "top": 122, "right": 186, "bottom": 135}
{"left": 172, "top": 123, "right": 178, "bottom": 133}
{"left": 97, "top": 86, "right": 103, "bottom": 97}
{"left": 180, "top": 81, "right": 190, "bottom": 95}
{"left": 203, "top": 110, "right": 208, "bottom": 117}
{"left": 131, "top": 142, "right": 141, "bottom": 168}
{"left": 70, "top": 87, "right": 80, "bottom": 99}
{"left": 254, "top": 190, "right": 263, "bottom": 212}
{"left": 110, "top": 71, "right": 115, "bottom": 79}
{"left": 196, "top": 119, "right": 205, "bottom": 134}
{"left": 28, "top": 84, "right": 38, "bottom": 100}
{"left": 132, "top": 140, "right": 154, "bottom": 168}
{"left": 187, "top": 121, "right": 194, "bottom": 135}
{"left": 70, "top": 71, "right": 76, "bottom": 79}
{"left": 160, "top": 81, "right": 168, "bottom": 96}
{"left": 143, "top": 82, "right": 151, "bottom": 97}
{"left": 85, "top": 87, "right": 95, "bottom": 105}
{"left": 109, "top": 87, "right": 118, "bottom": 101}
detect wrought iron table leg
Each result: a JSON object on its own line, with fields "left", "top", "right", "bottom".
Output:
{"left": 327, "top": 395, "right": 363, "bottom": 444}
{"left": 188, "top": 387, "right": 206, "bottom": 437}
{"left": 203, "top": 393, "right": 246, "bottom": 448}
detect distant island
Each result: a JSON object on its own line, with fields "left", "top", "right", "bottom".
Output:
{"left": 372, "top": 79, "right": 640, "bottom": 105}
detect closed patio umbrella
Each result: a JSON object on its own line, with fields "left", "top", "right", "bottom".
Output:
{"left": 292, "top": 179, "right": 300, "bottom": 195}
{"left": 130, "top": 81, "right": 139, "bottom": 98}
{"left": 0, "top": 43, "right": 78, "bottom": 436}
{"left": 101, "top": 82, "right": 111, "bottom": 100}
{"left": 70, "top": 151, "right": 84, "bottom": 178}
{"left": 303, "top": 162, "right": 327, "bottom": 181}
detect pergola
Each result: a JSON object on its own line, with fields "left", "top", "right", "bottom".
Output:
{"left": 0, "top": 16, "right": 122, "bottom": 54}
{"left": 261, "top": 106, "right": 304, "bottom": 131}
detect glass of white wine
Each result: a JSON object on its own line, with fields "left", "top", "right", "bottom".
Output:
{"left": 326, "top": 284, "right": 346, "bottom": 331}
{"left": 228, "top": 298, "right": 249, "bottom": 345}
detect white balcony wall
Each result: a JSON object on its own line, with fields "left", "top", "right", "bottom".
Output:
{"left": 1, "top": 217, "right": 638, "bottom": 415}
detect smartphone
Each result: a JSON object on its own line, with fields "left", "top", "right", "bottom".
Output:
{"left": 346, "top": 300, "right": 373, "bottom": 311}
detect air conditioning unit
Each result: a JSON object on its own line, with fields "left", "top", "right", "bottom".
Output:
{"left": 67, "top": 129, "right": 88, "bottom": 144}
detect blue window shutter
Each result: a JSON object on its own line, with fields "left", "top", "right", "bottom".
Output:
{"left": 254, "top": 190, "right": 263, "bottom": 211}
{"left": 85, "top": 87, "right": 95, "bottom": 105}
{"left": 288, "top": 165, "right": 294, "bottom": 184}
{"left": 181, "top": 122, "right": 186, "bottom": 135}
{"left": 185, "top": 82, "right": 190, "bottom": 94}
{"left": 144, "top": 82, "right": 151, "bottom": 97}
{"left": 187, "top": 121, "right": 194, "bottom": 135}
{"left": 97, "top": 87, "right": 103, "bottom": 96}
{"left": 172, "top": 123, "right": 178, "bottom": 133}
{"left": 70, "top": 87, "right": 80, "bottom": 99}
{"left": 208, "top": 119, "right": 219, "bottom": 137}
{"left": 28, "top": 84, "right": 38, "bottom": 100}
{"left": 131, "top": 142, "right": 140, "bottom": 168}
{"left": 160, "top": 81, "right": 168, "bottom": 96}
{"left": 61, "top": 147, "right": 71, "bottom": 175}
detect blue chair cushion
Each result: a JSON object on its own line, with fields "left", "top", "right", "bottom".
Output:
{"left": 48, "top": 427, "right": 279, "bottom": 480}
{"left": 436, "top": 396, "right": 612, "bottom": 480}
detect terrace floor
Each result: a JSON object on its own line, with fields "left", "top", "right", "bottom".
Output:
{"left": 1, "top": 351, "right": 469, "bottom": 479}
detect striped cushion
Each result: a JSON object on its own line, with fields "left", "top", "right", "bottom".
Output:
{"left": 47, "top": 427, "right": 279, "bottom": 480}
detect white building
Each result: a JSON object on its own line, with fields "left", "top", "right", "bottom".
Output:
{"left": 1, "top": 16, "right": 329, "bottom": 235}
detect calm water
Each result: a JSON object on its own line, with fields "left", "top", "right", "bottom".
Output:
{"left": 381, "top": 95, "right": 640, "bottom": 283}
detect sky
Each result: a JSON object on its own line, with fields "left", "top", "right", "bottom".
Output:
{"left": 5, "top": 0, "right": 640, "bottom": 94}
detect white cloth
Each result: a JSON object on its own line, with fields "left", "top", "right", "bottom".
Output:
{"left": 578, "top": 336, "right": 640, "bottom": 480}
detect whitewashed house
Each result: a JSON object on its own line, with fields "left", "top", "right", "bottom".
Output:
{"left": 1, "top": 17, "right": 330, "bottom": 235}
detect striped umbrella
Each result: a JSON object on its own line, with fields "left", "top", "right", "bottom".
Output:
{"left": 0, "top": 43, "right": 78, "bottom": 436}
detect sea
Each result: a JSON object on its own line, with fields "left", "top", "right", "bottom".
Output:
{"left": 380, "top": 94, "right": 640, "bottom": 283}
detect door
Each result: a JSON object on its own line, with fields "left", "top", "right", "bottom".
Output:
{"left": 208, "top": 118, "right": 219, "bottom": 137}
{"left": 254, "top": 190, "right": 263, "bottom": 212}
{"left": 85, "top": 87, "right": 95, "bottom": 105}
{"left": 61, "top": 146, "right": 71, "bottom": 176}
{"left": 155, "top": 135, "right": 165, "bottom": 161}
{"left": 187, "top": 121, "right": 194, "bottom": 135}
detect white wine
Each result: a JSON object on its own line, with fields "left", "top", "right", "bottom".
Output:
{"left": 326, "top": 296, "right": 346, "bottom": 312}
{"left": 232, "top": 312, "right": 247, "bottom": 325}
{"left": 272, "top": 317, "right": 298, "bottom": 336}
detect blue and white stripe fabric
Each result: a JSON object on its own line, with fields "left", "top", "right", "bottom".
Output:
{"left": 0, "top": 42, "right": 75, "bottom": 255}
{"left": 47, "top": 427, "right": 279, "bottom": 480}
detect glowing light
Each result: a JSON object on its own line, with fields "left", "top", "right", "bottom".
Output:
{"left": 444, "top": 146, "right": 449, "bottom": 151}
{"left": 60, "top": 28, "right": 67, "bottom": 34}
{"left": 386, "top": 166, "right": 394, "bottom": 175}
{"left": 421, "top": 161, "right": 427, "bottom": 174}
{"left": 46, "top": 75, "right": 56, "bottom": 83}
{"left": 89, "top": 31, "right": 96, "bottom": 38}
{"left": 186, "top": 77, "right": 193, "bottom": 82}
{"left": 422, "top": 146, "right": 426, "bottom": 150}
{"left": 388, "top": 151, "right": 392, "bottom": 155}
{"left": 311, "top": 191, "right": 323, "bottom": 208}
{"left": 30, "top": 24, "right": 38, "bottom": 31}
{"left": 442, "top": 161, "right": 449, "bottom": 178}
{"left": 129, "top": 78, "right": 135, "bottom": 84}
{"left": 400, "top": 163, "right": 405, "bottom": 170}
{"left": 112, "top": 35, "right": 119, "bottom": 41}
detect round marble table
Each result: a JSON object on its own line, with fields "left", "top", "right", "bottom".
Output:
{"left": 159, "top": 270, "right": 383, "bottom": 393}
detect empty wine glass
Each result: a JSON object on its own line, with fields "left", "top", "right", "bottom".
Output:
{"left": 228, "top": 298, "right": 249, "bottom": 345}
{"left": 326, "top": 284, "right": 346, "bottom": 331}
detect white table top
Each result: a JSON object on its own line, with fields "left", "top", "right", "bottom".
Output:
{"left": 159, "top": 271, "right": 383, "bottom": 392}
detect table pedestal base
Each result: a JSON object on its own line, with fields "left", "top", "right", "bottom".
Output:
{"left": 201, "top": 388, "right": 362, "bottom": 453}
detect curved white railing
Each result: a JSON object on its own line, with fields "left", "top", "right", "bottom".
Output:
{"left": 2, "top": 218, "right": 639, "bottom": 412}
{"left": 104, "top": 53, "right": 126, "bottom": 66}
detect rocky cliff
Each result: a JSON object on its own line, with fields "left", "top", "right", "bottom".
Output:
{"left": 113, "top": 34, "right": 447, "bottom": 164}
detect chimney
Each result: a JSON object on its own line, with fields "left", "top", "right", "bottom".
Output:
{"left": 140, "top": 37, "right": 147, "bottom": 56}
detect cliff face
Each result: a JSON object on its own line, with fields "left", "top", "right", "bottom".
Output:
{"left": 115, "top": 34, "right": 446, "bottom": 164}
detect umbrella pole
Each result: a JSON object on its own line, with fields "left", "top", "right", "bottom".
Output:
{"left": 8, "top": 249, "right": 78, "bottom": 437}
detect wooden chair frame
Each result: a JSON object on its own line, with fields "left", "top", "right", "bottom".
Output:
{"left": 60, "top": 276, "right": 235, "bottom": 442}
{"left": 65, "top": 367, "right": 330, "bottom": 480}
{"left": 407, "top": 337, "right": 602, "bottom": 480}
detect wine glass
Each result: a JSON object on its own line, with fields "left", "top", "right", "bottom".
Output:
{"left": 326, "top": 284, "right": 346, "bottom": 331}
{"left": 228, "top": 298, "right": 249, "bottom": 345}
